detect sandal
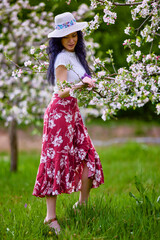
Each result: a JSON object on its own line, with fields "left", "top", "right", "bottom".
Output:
{"left": 44, "top": 217, "right": 61, "bottom": 235}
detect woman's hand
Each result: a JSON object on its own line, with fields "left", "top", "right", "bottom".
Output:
{"left": 72, "top": 77, "right": 95, "bottom": 90}
{"left": 82, "top": 76, "right": 96, "bottom": 88}
{"left": 56, "top": 66, "right": 96, "bottom": 98}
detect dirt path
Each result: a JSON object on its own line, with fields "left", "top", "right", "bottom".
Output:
{"left": 0, "top": 124, "right": 160, "bottom": 152}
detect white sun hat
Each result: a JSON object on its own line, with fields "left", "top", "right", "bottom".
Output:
{"left": 48, "top": 12, "right": 88, "bottom": 38}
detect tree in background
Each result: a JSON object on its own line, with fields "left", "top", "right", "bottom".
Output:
{"left": 0, "top": 0, "right": 55, "bottom": 171}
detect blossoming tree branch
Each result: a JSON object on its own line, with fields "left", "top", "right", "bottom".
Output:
{"left": 71, "top": 0, "right": 160, "bottom": 121}
{"left": 13, "top": 0, "right": 160, "bottom": 122}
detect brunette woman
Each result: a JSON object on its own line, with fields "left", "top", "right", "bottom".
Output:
{"left": 33, "top": 12, "right": 104, "bottom": 235}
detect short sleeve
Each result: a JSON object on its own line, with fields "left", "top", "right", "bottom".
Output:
{"left": 54, "top": 52, "right": 69, "bottom": 69}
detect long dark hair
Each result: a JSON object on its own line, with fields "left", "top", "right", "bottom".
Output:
{"left": 46, "top": 31, "right": 91, "bottom": 85}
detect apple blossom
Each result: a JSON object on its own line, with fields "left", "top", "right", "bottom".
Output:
{"left": 97, "top": 71, "right": 106, "bottom": 77}
{"left": 135, "top": 51, "right": 141, "bottom": 58}
{"left": 101, "top": 109, "right": 107, "bottom": 121}
{"left": 156, "top": 104, "right": 160, "bottom": 114}
{"left": 24, "top": 60, "right": 32, "bottom": 66}
{"left": 40, "top": 45, "right": 47, "bottom": 50}
{"left": 90, "top": 0, "right": 98, "bottom": 9}
{"left": 123, "top": 39, "right": 131, "bottom": 46}
{"left": 77, "top": 4, "right": 89, "bottom": 16}
{"left": 89, "top": 14, "right": 99, "bottom": 30}
{"left": 124, "top": 26, "right": 132, "bottom": 35}
{"left": 126, "top": 54, "right": 134, "bottom": 63}
{"left": 103, "top": 8, "right": 117, "bottom": 25}
{"left": 136, "top": 38, "right": 141, "bottom": 47}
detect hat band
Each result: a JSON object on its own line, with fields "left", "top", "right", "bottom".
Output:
{"left": 55, "top": 19, "right": 76, "bottom": 30}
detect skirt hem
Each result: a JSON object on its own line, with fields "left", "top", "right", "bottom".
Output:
{"left": 32, "top": 182, "right": 104, "bottom": 198}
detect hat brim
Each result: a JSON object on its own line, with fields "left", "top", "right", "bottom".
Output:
{"left": 48, "top": 22, "right": 88, "bottom": 38}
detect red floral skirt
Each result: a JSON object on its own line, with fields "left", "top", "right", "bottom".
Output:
{"left": 33, "top": 94, "right": 104, "bottom": 197}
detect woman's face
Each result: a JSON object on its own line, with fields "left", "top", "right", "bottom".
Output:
{"left": 61, "top": 32, "right": 78, "bottom": 52}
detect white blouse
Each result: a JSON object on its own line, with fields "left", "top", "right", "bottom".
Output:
{"left": 54, "top": 49, "right": 86, "bottom": 86}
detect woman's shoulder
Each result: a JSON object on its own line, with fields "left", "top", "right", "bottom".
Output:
{"left": 56, "top": 49, "right": 68, "bottom": 59}
{"left": 57, "top": 49, "right": 76, "bottom": 59}
{"left": 55, "top": 50, "right": 70, "bottom": 68}
{"left": 55, "top": 49, "right": 77, "bottom": 69}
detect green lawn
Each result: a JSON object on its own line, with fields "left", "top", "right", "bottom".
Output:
{"left": 1, "top": 142, "right": 160, "bottom": 240}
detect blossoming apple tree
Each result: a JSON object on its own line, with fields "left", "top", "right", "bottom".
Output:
{"left": 0, "top": 0, "right": 55, "bottom": 171}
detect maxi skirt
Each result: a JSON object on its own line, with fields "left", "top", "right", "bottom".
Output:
{"left": 33, "top": 94, "right": 104, "bottom": 197}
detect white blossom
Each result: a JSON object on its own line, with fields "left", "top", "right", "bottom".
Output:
{"left": 89, "top": 14, "right": 99, "bottom": 30}
{"left": 97, "top": 71, "right": 106, "bottom": 77}
{"left": 24, "top": 60, "right": 32, "bottom": 66}
{"left": 40, "top": 44, "right": 47, "bottom": 50}
{"left": 156, "top": 104, "right": 160, "bottom": 115}
{"left": 101, "top": 109, "right": 107, "bottom": 121}
{"left": 126, "top": 54, "right": 133, "bottom": 63}
{"left": 124, "top": 26, "right": 131, "bottom": 35}
{"left": 103, "top": 8, "right": 117, "bottom": 25}
{"left": 30, "top": 47, "right": 35, "bottom": 54}
{"left": 146, "top": 35, "right": 153, "bottom": 42}
{"left": 77, "top": 4, "right": 89, "bottom": 16}
{"left": 135, "top": 51, "right": 141, "bottom": 58}
{"left": 136, "top": 38, "right": 141, "bottom": 47}
{"left": 0, "top": 92, "right": 4, "bottom": 98}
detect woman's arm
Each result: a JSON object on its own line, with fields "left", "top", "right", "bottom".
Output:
{"left": 56, "top": 65, "right": 71, "bottom": 98}
{"left": 56, "top": 65, "right": 95, "bottom": 98}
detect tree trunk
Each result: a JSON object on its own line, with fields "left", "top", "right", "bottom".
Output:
{"left": 9, "top": 118, "right": 18, "bottom": 172}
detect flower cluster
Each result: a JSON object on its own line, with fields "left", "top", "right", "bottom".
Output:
{"left": 124, "top": 25, "right": 132, "bottom": 35}
{"left": 90, "top": 0, "right": 98, "bottom": 9}
{"left": 89, "top": 14, "right": 99, "bottom": 30}
{"left": 75, "top": 4, "right": 91, "bottom": 20}
{"left": 103, "top": 3, "right": 117, "bottom": 25}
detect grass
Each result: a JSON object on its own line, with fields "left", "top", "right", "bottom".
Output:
{"left": 85, "top": 117, "right": 160, "bottom": 128}
{"left": 0, "top": 142, "right": 160, "bottom": 240}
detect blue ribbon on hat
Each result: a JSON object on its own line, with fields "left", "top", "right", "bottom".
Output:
{"left": 56, "top": 19, "right": 76, "bottom": 30}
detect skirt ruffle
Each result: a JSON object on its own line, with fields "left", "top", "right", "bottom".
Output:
{"left": 33, "top": 94, "right": 104, "bottom": 197}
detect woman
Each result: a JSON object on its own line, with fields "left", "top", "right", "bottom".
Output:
{"left": 33, "top": 12, "right": 104, "bottom": 235}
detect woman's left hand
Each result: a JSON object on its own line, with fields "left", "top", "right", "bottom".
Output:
{"left": 82, "top": 77, "right": 96, "bottom": 88}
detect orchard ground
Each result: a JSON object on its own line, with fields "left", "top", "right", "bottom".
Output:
{"left": 0, "top": 119, "right": 160, "bottom": 151}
